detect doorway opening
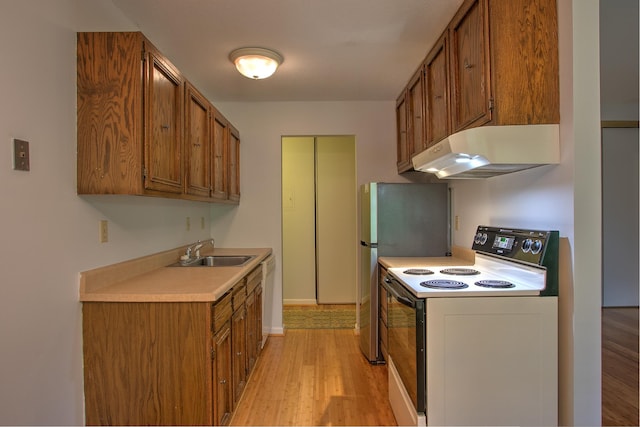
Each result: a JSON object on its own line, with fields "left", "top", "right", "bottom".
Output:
{"left": 281, "top": 135, "right": 357, "bottom": 310}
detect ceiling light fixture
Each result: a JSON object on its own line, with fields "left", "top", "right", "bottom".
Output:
{"left": 229, "top": 47, "right": 284, "bottom": 80}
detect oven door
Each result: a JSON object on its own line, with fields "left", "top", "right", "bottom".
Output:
{"left": 383, "top": 274, "right": 426, "bottom": 414}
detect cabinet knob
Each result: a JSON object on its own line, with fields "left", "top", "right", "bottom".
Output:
{"left": 236, "top": 352, "right": 242, "bottom": 356}
{"left": 161, "top": 124, "right": 170, "bottom": 130}
{"left": 464, "top": 60, "right": 473, "bottom": 70}
{"left": 220, "top": 379, "right": 226, "bottom": 384}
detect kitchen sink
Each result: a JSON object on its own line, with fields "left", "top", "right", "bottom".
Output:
{"left": 170, "top": 255, "right": 255, "bottom": 267}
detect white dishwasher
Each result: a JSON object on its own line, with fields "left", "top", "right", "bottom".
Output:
{"left": 261, "top": 254, "right": 276, "bottom": 347}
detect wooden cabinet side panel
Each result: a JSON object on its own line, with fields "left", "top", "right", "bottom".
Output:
{"left": 231, "top": 306, "right": 247, "bottom": 408}
{"left": 489, "top": 0, "right": 560, "bottom": 125}
{"left": 77, "top": 32, "right": 144, "bottom": 194}
{"left": 82, "top": 302, "right": 212, "bottom": 426}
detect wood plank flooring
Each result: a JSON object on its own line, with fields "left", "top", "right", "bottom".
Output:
{"left": 230, "top": 329, "right": 397, "bottom": 426}
{"left": 602, "top": 307, "right": 639, "bottom": 426}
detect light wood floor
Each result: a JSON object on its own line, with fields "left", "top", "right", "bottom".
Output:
{"left": 230, "top": 329, "right": 397, "bottom": 426}
{"left": 602, "top": 307, "right": 639, "bottom": 426}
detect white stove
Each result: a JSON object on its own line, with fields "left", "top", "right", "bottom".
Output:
{"left": 387, "top": 225, "right": 558, "bottom": 298}
{"left": 388, "top": 253, "right": 546, "bottom": 297}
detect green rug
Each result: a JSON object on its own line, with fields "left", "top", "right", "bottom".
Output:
{"left": 283, "top": 307, "right": 356, "bottom": 329}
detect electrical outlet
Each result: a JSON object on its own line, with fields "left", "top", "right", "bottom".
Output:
{"left": 200, "top": 217, "right": 205, "bottom": 229}
{"left": 99, "top": 220, "right": 108, "bottom": 243}
{"left": 186, "top": 217, "right": 191, "bottom": 231}
{"left": 454, "top": 215, "right": 460, "bottom": 231}
{"left": 13, "top": 139, "right": 30, "bottom": 171}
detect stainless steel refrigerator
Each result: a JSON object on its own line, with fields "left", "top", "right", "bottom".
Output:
{"left": 359, "top": 182, "right": 450, "bottom": 362}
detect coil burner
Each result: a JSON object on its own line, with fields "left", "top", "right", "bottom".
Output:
{"left": 475, "top": 280, "right": 516, "bottom": 289}
{"left": 440, "top": 267, "right": 481, "bottom": 276}
{"left": 403, "top": 268, "right": 435, "bottom": 275}
{"left": 420, "top": 279, "right": 469, "bottom": 290}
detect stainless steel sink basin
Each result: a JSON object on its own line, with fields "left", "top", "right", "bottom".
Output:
{"left": 170, "top": 255, "right": 255, "bottom": 267}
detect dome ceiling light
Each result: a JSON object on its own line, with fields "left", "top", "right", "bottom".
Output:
{"left": 229, "top": 47, "right": 284, "bottom": 80}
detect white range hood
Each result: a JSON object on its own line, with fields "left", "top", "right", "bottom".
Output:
{"left": 411, "top": 124, "right": 560, "bottom": 179}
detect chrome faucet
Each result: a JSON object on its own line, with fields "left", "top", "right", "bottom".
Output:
{"left": 185, "top": 239, "right": 215, "bottom": 258}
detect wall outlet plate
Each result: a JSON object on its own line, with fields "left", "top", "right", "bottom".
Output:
{"left": 13, "top": 139, "right": 30, "bottom": 171}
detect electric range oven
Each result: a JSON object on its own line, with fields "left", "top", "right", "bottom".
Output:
{"left": 383, "top": 225, "right": 559, "bottom": 426}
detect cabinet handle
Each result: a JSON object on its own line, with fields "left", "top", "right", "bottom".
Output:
{"left": 464, "top": 60, "right": 473, "bottom": 70}
{"left": 161, "top": 124, "right": 170, "bottom": 130}
{"left": 236, "top": 352, "right": 242, "bottom": 356}
{"left": 220, "top": 379, "right": 226, "bottom": 384}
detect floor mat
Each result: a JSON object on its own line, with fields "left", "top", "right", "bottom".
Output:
{"left": 283, "top": 306, "right": 356, "bottom": 329}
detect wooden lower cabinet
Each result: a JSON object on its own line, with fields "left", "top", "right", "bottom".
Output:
{"left": 82, "top": 274, "right": 263, "bottom": 425}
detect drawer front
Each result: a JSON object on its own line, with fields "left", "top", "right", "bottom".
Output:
{"left": 246, "top": 266, "right": 262, "bottom": 294}
{"left": 211, "top": 291, "right": 232, "bottom": 333}
{"left": 232, "top": 281, "right": 247, "bottom": 311}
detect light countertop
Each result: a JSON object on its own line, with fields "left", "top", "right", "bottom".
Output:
{"left": 79, "top": 247, "right": 272, "bottom": 303}
{"left": 377, "top": 245, "right": 475, "bottom": 269}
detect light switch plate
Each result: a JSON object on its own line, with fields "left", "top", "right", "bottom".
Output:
{"left": 13, "top": 139, "right": 30, "bottom": 171}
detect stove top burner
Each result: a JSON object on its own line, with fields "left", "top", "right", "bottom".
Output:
{"left": 420, "top": 279, "right": 469, "bottom": 289}
{"left": 403, "top": 268, "right": 435, "bottom": 275}
{"left": 440, "top": 267, "right": 481, "bottom": 276}
{"left": 475, "top": 279, "right": 516, "bottom": 289}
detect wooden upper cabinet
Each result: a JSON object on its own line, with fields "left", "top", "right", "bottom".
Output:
{"left": 144, "top": 46, "right": 185, "bottom": 194}
{"left": 185, "top": 82, "right": 212, "bottom": 199}
{"left": 395, "top": 0, "right": 559, "bottom": 173}
{"left": 77, "top": 31, "right": 242, "bottom": 204}
{"left": 77, "top": 32, "right": 147, "bottom": 195}
{"left": 450, "top": 0, "right": 491, "bottom": 132}
{"left": 395, "top": 91, "right": 411, "bottom": 172}
{"left": 487, "top": 0, "right": 560, "bottom": 125}
{"left": 407, "top": 66, "right": 426, "bottom": 158}
{"left": 425, "top": 32, "right": 450, "bottom": 148}
{"left": 211, "top": 109, "right": 229, "bottom": 202}
{"left": 228, "top": 125, "right": 241, "bottom": 203}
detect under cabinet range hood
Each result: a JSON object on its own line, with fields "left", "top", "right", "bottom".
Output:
{"left": 411, "top": 124, "right": 560, "bottom": 179}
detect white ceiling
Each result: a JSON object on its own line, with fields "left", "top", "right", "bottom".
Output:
{"left": 108, "top": 0, "right": 638, "bottom": 108}
{"left": 109, "top": 0, "right": 464, "bottom": 102}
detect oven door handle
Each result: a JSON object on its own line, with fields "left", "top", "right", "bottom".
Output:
{"left": 383, "top": 276, "right": 416, "bottom": 309}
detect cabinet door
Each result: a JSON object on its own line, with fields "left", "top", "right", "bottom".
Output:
{"left": 407, "top": 66, "right": 426, "bottom": 158}
{"left": 425, "top": 32, "right": 450, "bottom": 148}
{"left": 185, "top": 82, "right": 212, "bottom": 198}
{"left": 213, "top": 322, "right": 232, "bottom": 426}
{"left": 144, "top": 48, "right": 184, "bottom": 194}
{"left": 245, "top": 291, "right": 257, "bottom": 373}
{"left": 231, "top": 306, "right": 247, "bottom": 407}
{"left": 228, "top": 126, "right": 241, "bottom": 203}
{"left": 450, "top": 0, "right": 491, "bottom": 132}
{"left": 395, "top": 92, "right": 411, "bottom": 172}
{"left": 211, "top": 110, "right": 229, "bottom": 201}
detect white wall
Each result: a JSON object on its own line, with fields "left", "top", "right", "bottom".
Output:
{"left": 0, "top": 1, "right": 214, "bottom": 424}
{"left": 210, "top": 101, "right": 408, "bottom": 332}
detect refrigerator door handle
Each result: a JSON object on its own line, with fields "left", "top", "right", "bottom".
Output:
{"left": 360, "top": 241, "right": 378, "bottom": 248}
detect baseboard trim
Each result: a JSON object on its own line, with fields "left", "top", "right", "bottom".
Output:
{"left": 283, "top": 299, "right": 317, "bottom": 305}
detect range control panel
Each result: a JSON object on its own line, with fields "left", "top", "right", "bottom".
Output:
{"left": 471, "top": 225, "right": 557, "bottom": 266}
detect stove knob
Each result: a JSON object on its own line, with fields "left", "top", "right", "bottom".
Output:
{"left": 474, "top": 232, "right": 483, "bottom": 244}
{"left": 480, "top": 233, "right": 488, "bottom": 245}
{"left": 531, "top": 240, "right": 543, "bottom": 254}
{"left": 522, "top": 238, "right": 533, "bottom": 253}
